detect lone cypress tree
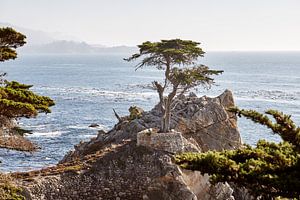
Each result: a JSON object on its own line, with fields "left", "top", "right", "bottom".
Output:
{"left": 0, "top": 27, "right": 54, "bottom": 133}
{"left": 125, "top": 39, "right": 223, "bottom": 132}
{"left": 175, "top": 107, "right": 300, "bottom": 199}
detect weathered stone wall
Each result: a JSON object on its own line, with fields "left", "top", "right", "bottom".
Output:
{"left": 137, "top": 130, "right": 201, "bottom": 153}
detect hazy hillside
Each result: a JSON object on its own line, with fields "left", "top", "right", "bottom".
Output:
{"left": 0, "top": 22, "right": 57, "bottom": 45}
{"left": 19, "top": 40, "right": 136, "bottom": 55}
{"left": 0, "top": 23, "right": 136, "bottom": 54}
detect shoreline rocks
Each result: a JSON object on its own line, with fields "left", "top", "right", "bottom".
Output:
{"left": 0, "top": 116, "right": 37, "bottom": 152}
{"left": 15, "top": 90, "right": 242, "bottom": 200}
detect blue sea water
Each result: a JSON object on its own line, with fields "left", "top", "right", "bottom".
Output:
{"left": 0, "top": 52, "right": 299, "bottom": 172}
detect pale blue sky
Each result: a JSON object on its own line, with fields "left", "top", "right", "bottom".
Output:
{"left": 1, "top": 0, "right": 300, "bottom": 50}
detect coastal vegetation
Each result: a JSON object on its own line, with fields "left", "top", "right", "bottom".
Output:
{"left": 175, "top": 107, "right": 300, "bottom": 199}
{"left": 0, "top": 27, "right": 54, "bottom": 136}
{"left": 0, "top": 27, "right": 54, "bottom": 154}
{"left": 0, "top": 174, "right": 24, "bottom": 200}
{"left": 0, "top": 80, "right": 54, "bottom": 119}
{"left": 0, "top": 174, "right": 25, "bottom": 200}
{"left": 125, "top": 39, "right": 223, "bottom": 132}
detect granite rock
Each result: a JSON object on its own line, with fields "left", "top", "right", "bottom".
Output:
{"left": 19, "top": 90, "right": 242, "bottom": 200}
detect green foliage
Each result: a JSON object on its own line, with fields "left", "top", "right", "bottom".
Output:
{"left": 1, "top": 184, "right": 25, "bottom": 200}
{"left": 0, "top": 81, "right": 54, "bottom": 118}
{"left": 175, "top": 108, "right": 300, "bottom": 199}
{"left": 5, "top": 80, "right": 33, "bottom": 90}
{"left": 128, "top": 106, "right": 143, "bottom": 120}
{"left": 125, "top": 39, "right": 205, "bottom": 70}
{"left": 0, "top": 27, "right": 54, "bottom": 121}
{"left": 228, "top": 107, "right": 300, "bottom": 147}
{"left": 0, "top": 27, "right": 26, "bottom": 62}
{"left": 125, "top": 39, "right": 222, "bottom": 132}
{"left": 170, "top": 65, "right": 223, "bottom": 91}
{"left": 0, "top": 174, "right": 25, "bottom": 200}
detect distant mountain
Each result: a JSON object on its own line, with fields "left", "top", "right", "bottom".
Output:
{"left": 1, "top": 23, "right": 136, "bottom": 54}
{"left": 0, "top": 22, "right": 57, "bottom": 46}
{"left": 19, "top": 40, "right": 137, "bottom": 55}
{"left": 19, "top": 40, "right": 93, "bottom": 54}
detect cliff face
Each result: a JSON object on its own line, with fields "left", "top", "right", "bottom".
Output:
{"left": 18, "top": 90, "right": 242, "bottom": 200}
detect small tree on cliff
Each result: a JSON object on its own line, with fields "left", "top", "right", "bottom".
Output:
{"left": 0, "top": 27, "right": 54, "bottom": 129}
{"left": 125, "top": 39, "right": 223, "bottom": 132}
{"left": 175, "top": 108, "right": 300, "bottom": 199}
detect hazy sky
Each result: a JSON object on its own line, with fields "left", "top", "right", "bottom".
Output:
{"left": 1, "top": 0, "right": 300, "bottom": 50}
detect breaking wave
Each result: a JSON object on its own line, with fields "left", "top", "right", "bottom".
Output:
{"left": 27, "top": 131, "right": 69, "bottom": 138}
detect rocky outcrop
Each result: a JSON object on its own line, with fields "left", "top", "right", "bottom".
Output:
{"left": 136, "top": 130, "right": 235, "bottom": 200}
{"left": 0, "top": 116, "right": 37, "bottom": 151}
{"left": 0, "top": 116, "right": 16, "bottom": 136}
{"left": 17, "top": 90, "right": 241, "bottom": 200}
{"left": 62, "top": 89, "right": 240, "bottom": 162}
{"left": 175, "top": 90, "right": 240, "bottom": 151}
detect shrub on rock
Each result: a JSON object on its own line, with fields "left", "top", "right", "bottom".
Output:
{"left": 175, "top": 107, "right": 300, "bottom": 199}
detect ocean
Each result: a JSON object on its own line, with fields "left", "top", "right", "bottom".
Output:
{"left": 0, "top": 52, "right": 299, "bottom": 172}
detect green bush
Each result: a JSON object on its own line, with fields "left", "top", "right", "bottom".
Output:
{"left": 175, "top": 108, "right": 300, "bottom": 199}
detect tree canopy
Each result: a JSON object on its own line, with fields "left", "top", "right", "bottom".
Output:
{"left": 125, "top": 39, "right": 205, "bottom": 70}
{"left": 125, "top": 39, "right": 222, "bottom": 132}
{"left": 0, "top": 81, "right": 54, "bottom": 118}
{"left": 0, "top": 27, "right": 26, "bottom": 62}
{"left": 0, "top": 27, "right": 54, "bottom": 121}
{"left": 175, "top": 108, "right": 300, "bottom": 199}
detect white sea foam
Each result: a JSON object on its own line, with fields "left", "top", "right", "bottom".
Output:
{"left": 66, "top": 125, "right": 90, "bottom": 130}
{"left": 38, "top": 86, "right": 156, "bottom": 101}
{"left": 27, "top": 131, "right": 68, "bottom": 138}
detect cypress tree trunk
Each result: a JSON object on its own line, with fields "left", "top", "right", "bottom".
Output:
{"left": 164, "top": 104, "right": 171, "bottom": 132}
{"left": 163, "top": 59, "right": 171, "bottom": 132}
{"left": 162, "top": 98, "right": 171, "bottom": 132}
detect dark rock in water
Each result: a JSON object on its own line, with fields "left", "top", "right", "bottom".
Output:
{"left": 88, "top": 123, "right": 99, "bottom": 128}
{"left": 18, "top": 90, "right": 242, "bottom": 200}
